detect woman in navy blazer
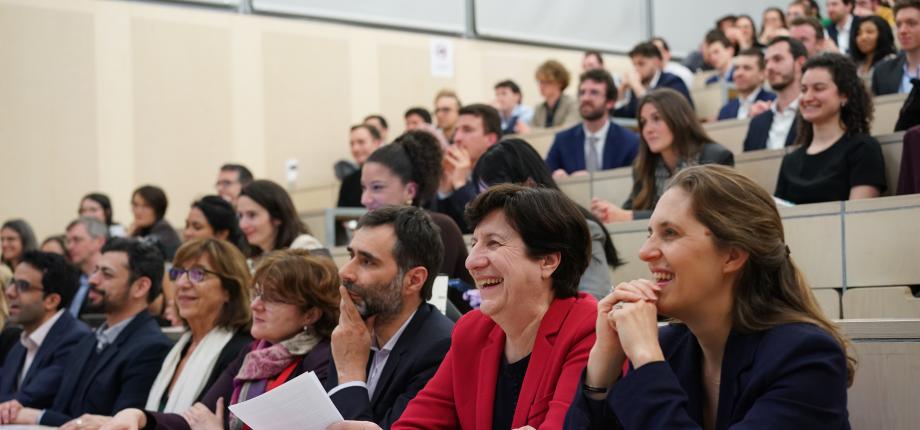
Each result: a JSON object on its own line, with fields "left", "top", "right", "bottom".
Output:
{"left": 565, "top": 165, "right": 854, "bottom": 430}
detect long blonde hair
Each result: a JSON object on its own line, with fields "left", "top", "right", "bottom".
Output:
{"left": 669, "top": 165, "right": 856, "bottom": 386}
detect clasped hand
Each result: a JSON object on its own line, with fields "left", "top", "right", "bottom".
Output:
{"left": 595, "top": 280, "right": 665, "bottom": 370}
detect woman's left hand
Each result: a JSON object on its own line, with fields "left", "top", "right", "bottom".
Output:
{"left": 180, "top": 398, "right": 224, "bottom": 430}
{"left": 61, "top": 414, "right": 110, "bottom": 430}
{"left": 327, "top": 421, "right": 382, "bottom": 430}
{"left": 610, "top": 292, "right": 663, "bottom": 369}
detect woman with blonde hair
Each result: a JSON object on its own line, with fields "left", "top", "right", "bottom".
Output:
{"left": 566, "top": 165, "right": 853, "bottom": 429}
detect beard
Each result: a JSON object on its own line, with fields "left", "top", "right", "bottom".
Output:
{"left": 580, "top": 103, "right": 607, "bottom": 121}
{"left": 768, "top": 70, "right": 794, "bottom": 92}
{"left": 342, "top": 274, "right": 404, "bottom": 324}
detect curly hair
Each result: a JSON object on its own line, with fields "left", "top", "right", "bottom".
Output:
{"left": 366, "top": 130, "right": 444, "bottom": 207}
{"left": 795, "top": 53, "right": 873, "bottom": 147}
{"left": 535, "top": 60, "right": 571, "bottom": 91}
{"left": 850, "top": 15, "right": 896, "bottom": 68}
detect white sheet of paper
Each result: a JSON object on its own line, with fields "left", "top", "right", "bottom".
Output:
{"left": 227, "top": 371, "right": 343, "bottom": 430}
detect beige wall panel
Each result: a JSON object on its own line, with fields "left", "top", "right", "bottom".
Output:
{"left": 262, "top": 31, "right": 351, "bottom": 191}
{"left": 131, "top": 18, "right": 232, "bottom": 229}
{"left": 0, "top": 4, "right": 97, "bottom": 239}
{"left": 849, "top": 341, "right": 920, "bottom": 429}
{"left": 378, "top": 41, "right": 455, "bottom": 138}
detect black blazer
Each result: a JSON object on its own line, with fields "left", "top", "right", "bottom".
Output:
{"left": 826, "top": 15, "right": 860, "bottom": 56}
{"left": 743, "top": 109, "right": 799, "bottom": 152}
{"left": 326, "top": 303, "right": 454, "bottom": 429}
{"left": 40, "top": 311, "right": 173, "bottom": 426}
{"left": 0, "top": 312, "right": 90, "bottom": 408}
{"left": 564, "top": 323, "right": 851, "bottom": 429}
{"left": 337, "top": 168, "right": 363, "bottom": 208}
{"left": 871, "top": 52, "right": 907, "bottom": 96}
{"left": 613, "top": 72, "right": 694, "bottom": 119}
{"left": 431, "top": 181, "right": 478, "bottom": 234}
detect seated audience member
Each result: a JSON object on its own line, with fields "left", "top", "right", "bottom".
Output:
{"left": 434, "top": 104, "right": 502, "bottom": 233}
{"left": 327, "top": 206, "right": 454, "bottom": 428}
{"left": 826, "top": 0, "right": 861, "bottom": 55}
{"left": 592, "top": 89, "right": 734, "bottom": 223}
{"left": 0, "top": 238, "right": 172, "bottom": 427}
{"left": 79, "top": 193, "right": 126, "bottom": 237}
{"left": 614, "top": 42, "right": 693, "bottom": 119}
{"left": 380, "top": 185, "right": 597, "bottom": 429}
{"left": 790, "top": 16, "right": 838, "bottom": 57}
{"left": 364, "top": 114, "right": 389, "bottom": 143}
{"left": 564, "top": 165, "right": 854, "bottom": 429}
{"left": 129, "top": 185, "right": 181, "bottom": 260}
{"left": 760, "top": 7, "right": 789, "bottom": 45}
{"left": 494, "top": 80, "right": 534, "bottom": 135}
{"left": 0, "top": 266, "right": 22, "bottom": 363}
{"left": 433, "top": 89, "right": 462, "bottom": 142}
{"left": 718, "top": 48, "right": 777, "bottom": 120}
{"left": 473, "top": 139, "right": 622, "bottom": 300}
{"left": 715, "top": 14, "right": 739, "bottom": 42}
{"left": 787, "top": 0, "right": 810, "bottom": 20}
{"left": 735, "top": 15, "right": 762, "bottom": 50}
{"left": 39, "top": 235, "right": 68, "bottom": 259}
{"left": 775, "top": 53, "right": 886, "bottom": 204}
{"left": 0, "top": 252, "right": 89, "bottom": 409}
{"left": 549, "top": 69, "right": 639, "bottom": 177}
{"left": 338, "top": 124, "right": 384, "bottom": 208}
{"left": 704, "top": 30, "right": 737, "bottom": 85}
{"left": 214, "top": 164, "right": 253, "bottom": 207}
{"left": 743, "top": 37, "right": 808, "bottom": 151}
{"left": 650, "top": 37, "right": 694, "bottom": 90}
{"left": 582, "top": 50, "right": 604, "bottom": 71}
{"left": 65, "top": 217, "right": 107, "bottom": 318}
{"left": 1, "top": 220, "right": 38, "bottom": 271}
{"left": 360, "top": 131, "right": 474, "bottom": 311}
{"left": 532, "top": 60, "right": 580, "bottom": 128}
{"left": 851, "top": 14, "right": 897, "bottom": 81}
{"left": 183, "top": 196, "right": 247, "bottom": 251}
{"left": 403, "top": 107, "right": 432, "bottom": 131}
{"left": 237, "top": 179, "right": 327, "bottom": 261}
{"left": 103, "top": 249, "right": 339, "bottom": 430}
{"left": 856, "top": 0, "right": 896, "bottom": 25}
{"left": 872, "top": 0, "right": 920, "bottom": 96}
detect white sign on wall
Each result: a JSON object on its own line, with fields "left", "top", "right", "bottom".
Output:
{"left": 430, "top": 38, "right": 454, "bottom": 78}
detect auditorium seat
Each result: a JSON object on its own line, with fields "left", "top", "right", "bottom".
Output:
{"left": 872, "top": 93, "right": 909, "bottom": 136}
{"left": 690, "top": 82, "right": 726, "bottom": 120}
{"left": 702, "top": 117, "right": 750, "bottom": 154}
{"left": 842, "top": 286, "right": 920, "bottom": 319}
{"left": 813, "top": 288, "right": 841, "bottom": 319}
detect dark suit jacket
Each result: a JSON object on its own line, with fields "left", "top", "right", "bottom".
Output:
{"left": 827, "top": 15, "right": 861, "bottom": 56}
{"left": 40, "top": 311, "right": 172, "bottom": 426}
{"left": 545, "top": 122, "right": 639, "bottom": 174}
{"left": 717, "top": 88, "right": 776, "bottom": 120}
{"left": 872, "top": 52, "right": 907, "bottom": 96}
{"left": 564, "top": 323, "right": 851, "bottom": 430}
{"left": 146, "top": 338, "right": 331, "bottom": 430}
{"left": 431, "top": 181, "right": 478, "bottom": 234}
{"left": 337, "top": 168, "right": 363, "bottom": 208}
{"left": 743, "top": 109, "right": 799, "bottom": 152}
{"left": 0, "top": 312, "right": 90, "bottom": 408}
{"left": 392, "top": 294, "right": 597, "bottom": 430}
{"left": 613, "top": 72, "right": 694, "bottom": 119}
{"left": 326, "top": 303, "right": 454, "bottom": 429}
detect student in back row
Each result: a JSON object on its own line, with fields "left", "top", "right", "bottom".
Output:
{"left": 612, "top": 42, "right": 693, "bottom": 119}
{"left": 743, "top": 37, "right": 808, "bottom": 152}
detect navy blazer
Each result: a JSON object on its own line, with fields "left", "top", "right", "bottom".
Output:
{"left": 545, "top": 122, "right": 639, "bottom": 174}
{"left": 325, "top": 303, "right": 454, "bottom": 429}
{"left": 40, "top": 311, "right": 172, "bottom": 427}
{"left": 0, "top": 311, "right": 90, "bottom": 408}
{"left": 742, "top": 109, "right": 799, "bottom": 152}
{"left": 704, "top": 67, "right": 735, "bottom": 86}
{"left": 613, "top": 72, "right": 694, "bottom": 119}
{"left": 564, "top": 323, "right": 851, "bottom": 429}
{"left": 717, "top": 89, "right": 776, "bottom": 120}
{"left": 431, "top": 181, "right": 477, "bottom": 234}
{"left": 871, "top": 52, "right": 907, "bottom": 96}
{"left": 827, "top": 15, "right": 861, "bottom": 55}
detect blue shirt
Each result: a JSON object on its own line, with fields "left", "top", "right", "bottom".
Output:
{"left": 68, "top": 274, "right": 90, "bottom": 317}
{"left": 900, "top": 62, "right": 920, "bottom": 94}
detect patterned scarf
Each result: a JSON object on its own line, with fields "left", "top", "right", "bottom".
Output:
{"left": 228, "top": 330, "right": 320, "bottom": 430}
{"left": 652, "top": 156, "right": 696, "bottom": 207}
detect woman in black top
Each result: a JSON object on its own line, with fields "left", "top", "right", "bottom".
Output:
{"left": 130, "top": 185, "right": 181, "bottom": 260}
{"left": 775, "top": 53, "right": 886, "bottom": 204}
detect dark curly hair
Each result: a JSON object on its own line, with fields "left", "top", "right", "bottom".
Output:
{"left": 795, "top": 53, "right": 873, "bottom": 147}
{"left": 850, "top": 15, "right": 896, "bottom": 68}
{"left": 365, "top": 130, "right": 444, "bottom": 207}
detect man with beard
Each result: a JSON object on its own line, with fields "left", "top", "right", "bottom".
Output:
{"left": 327, "top": 206, "right": 454, "bottom": 429}
{"left": 0, "top": 252, "right": 89, "bottom": 410}
{"left": 717, "top": 48, "right": 777, "bottom": 120}
{"left": 0, "top": 238, "right": 171, "bottom": 427}
{"left": 546, "top": 69, "right": 639, "bottom": 178}
{"left": 612, "top": 42, "right": 694, "bottom": 119}
{"left": 743, "top": 36, "right": 808, "bottom": 152}
{"left": 65, "top": 217, "right": 107, "bottom": 319}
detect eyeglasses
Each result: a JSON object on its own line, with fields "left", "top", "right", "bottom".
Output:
{"left": 250, "top": 283, "right": 286, "bottom": 305}
{"left": 215, "top": 180, "right": 238, "bottom": 189}
{"left": 7, "top": 278, "right": 43, "bottom": 294}
{"left": 168, "top": 267, "right": 221, "bottom": 283}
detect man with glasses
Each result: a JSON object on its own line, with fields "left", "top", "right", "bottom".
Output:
{"left": 0, "top": 238, "right": 171, "bottom": 427}
{"left": 215, "top": 163, "right": 254, "bottom": 207}
{"left": 0, "top": 251, "right": 90, "bottom": 412}
{"left": 433, "top": 89, "right": 462, "bottom": 143}
{"left": 327, "top": 206, "right": 454, "bottom": 428}
{"left": 65, "top": 217, "right": 107, "bottom": 318}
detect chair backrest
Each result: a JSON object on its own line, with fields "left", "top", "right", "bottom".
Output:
{"left": 703, "top": 117, "right": 750, "bottom": 154}
{"left": 872, "top": 93, "right": 909, "bottom": 136}
{"left": 691, "top": 83, "right": 725, "bottom": 119}
{"left": 842, "top": 286, "right": 920, "bottom": 319}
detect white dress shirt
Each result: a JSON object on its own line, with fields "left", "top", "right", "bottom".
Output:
{"left": 766, "top": 97, "right": 801, "bottom": 150}
{"left": 736, "top": 87, "right": 766, "bottom": 119}
{"left": 18, "top": 310, "right": 65, "bottom": 386}
{"left": 836, "top": 15, "right": 853, "bottom": 55}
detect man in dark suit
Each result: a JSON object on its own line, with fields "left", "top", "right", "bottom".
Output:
{"left": 872, "top": 1, "right": 920, "bottom": 96}
{"left": 0, "top": 252, "right": 90, "bottom": 409}
{"left": 432, "top": 104, "right": 502, "bottom": 233}
{"left": 613, "top": 42, "right": 693, "bottom": 119}
{"left": 743, "top": 37, "right": 808, "bottom": 152}
{"left": 328, "top": 206, "right": 453, "bottom": 429}
{"left": 0, "top": 238, "right": 172, "bottom": 427}
{"left": 826, "top": 0, "right": 860, "bottom": 55}
{"left": 718, "top": 48, "right": 776, "bottom": 121}
{"left": 65, "top": 217, "right": 106, "bottom": 319}
{"left": 547, "top": 69, "right": 639, "bottom": 177}
{"left": 703, "top": 30, "right": 736, "bottom": 86}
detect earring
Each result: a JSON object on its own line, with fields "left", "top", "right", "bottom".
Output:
{"left": 405, "top": 198, "right": 413, "bottom": 205}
